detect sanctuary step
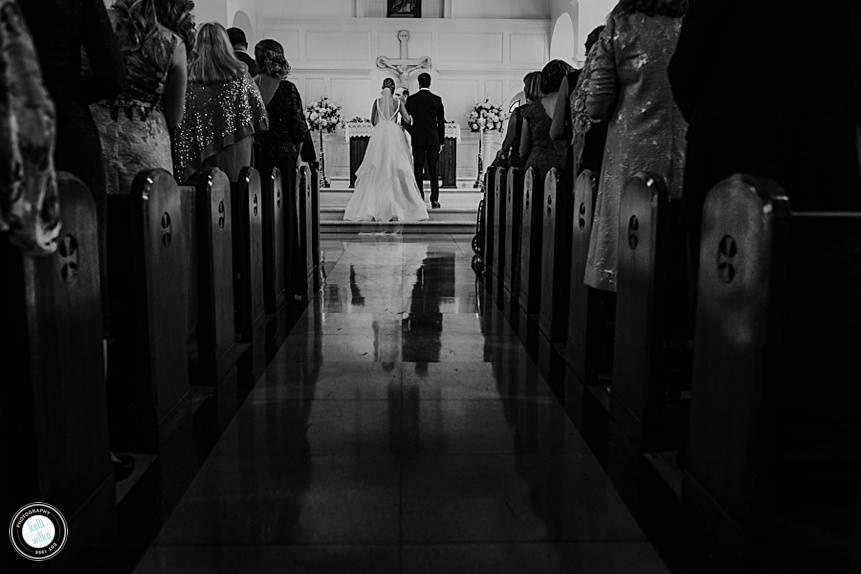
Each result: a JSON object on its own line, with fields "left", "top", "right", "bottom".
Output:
{"left": 320, "top": 190, "right": 482, "bottom": 235}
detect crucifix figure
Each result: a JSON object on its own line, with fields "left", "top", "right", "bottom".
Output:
{"left": 376, "top": 30, "right": 431, "bottom": 87}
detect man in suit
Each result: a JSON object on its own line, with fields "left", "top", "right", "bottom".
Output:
{"left": 227, "top": 27, "right": 258, "bottom": 77}
{"left": 405, "top": 73, "right": 446, "bottom": 208}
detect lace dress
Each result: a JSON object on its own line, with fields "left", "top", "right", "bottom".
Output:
{"left": 582, "top": 11, "right": 687, "bottom": 292}
{"left": 92, "top": 11, "right": 179, "bottom": 194}
{"left": 343, "top": 97, "right": 428, "bottom": 222}
{"left": 521, "top": 99, "right": 567, "bottom": 178}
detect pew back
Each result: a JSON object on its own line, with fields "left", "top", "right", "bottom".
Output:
{"left": 538, "top": 167, "right": 572, "bottom": 342}
{"left": 261, "top": 167, "right": 287, "bottom": 313}
{"left": 231, "top": 167, "right": 266, "bottom": 341}
{"left": 518, "top": 167, "right": 543, "bottom": 315}
{"left": 503, "top": 167, "right": 522, "bottom": 301}
{"left": 491, "top": 167, "right": 507, "bottom": 299}
{"left": 565, "top": 170, "right": 598, "bottom": 377}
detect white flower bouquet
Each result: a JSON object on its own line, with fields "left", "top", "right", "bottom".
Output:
{"left": 305, "top": 96, "right": 343, "bottom": 133}
{"left": 468, "top": 99, "right": 507, "bottom": 134}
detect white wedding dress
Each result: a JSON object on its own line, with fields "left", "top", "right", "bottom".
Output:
{"left": 343, "top": 91, "right": 429, "bottom": 222}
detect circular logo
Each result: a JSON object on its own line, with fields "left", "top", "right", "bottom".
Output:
{"left": 8, "top": 502, "right": 68, "bottom": 561}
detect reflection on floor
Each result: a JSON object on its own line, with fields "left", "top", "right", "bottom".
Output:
{"left": 132, "top": 234, "right": 670, "bottom": 573}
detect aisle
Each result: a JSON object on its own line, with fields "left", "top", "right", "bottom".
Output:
{"left": 133, "top": 233, "right": 669, "bottom": 573}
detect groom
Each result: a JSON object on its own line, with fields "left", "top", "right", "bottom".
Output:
{"left": 405, "top": 73, "right": 446, "bottom": 208}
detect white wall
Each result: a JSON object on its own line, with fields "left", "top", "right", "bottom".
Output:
{"left": 450, "top": 0, "right": 549, "bottom": 19}
{"left": 576, "top": 0, "right": 615, "bottom": 61}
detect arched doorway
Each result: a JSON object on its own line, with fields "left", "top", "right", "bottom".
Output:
{"left": 549, "top": 13, "right": 576, "bottom": 66}
{"left": 231, "top": 10, "right": 254, "bottom": 46}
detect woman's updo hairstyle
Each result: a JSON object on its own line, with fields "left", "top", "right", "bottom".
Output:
{"left": 382, "top": 77, "right": 396, "bottom": 92}
{"left": 254, "top": 38, "right": 291, "bottom": 79}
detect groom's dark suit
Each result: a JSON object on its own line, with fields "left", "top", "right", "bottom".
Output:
{"left": 405, "top": 88, "right": 446, "bottom": 203}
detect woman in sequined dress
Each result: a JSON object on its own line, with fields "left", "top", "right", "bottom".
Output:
{"left": 252, "top": 39, "right": 308, "bottom": 190}
{"left": 172, "top": 22, "right": 268, "bottom": 182}
{"left": 582, "top": 0, "right": 687, "bottom": 292}
{"left": 92, "top": 0, "right": 195, "bottom": 194}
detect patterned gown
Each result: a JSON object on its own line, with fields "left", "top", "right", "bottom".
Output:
{"left": 521, "top": 98, "right": 567, "bottom": 178}
{"left": 92, "top": 10, "right": 180, "bottom": 194}
{"left": 582, "top": 10, "right": 687, "bottom": 292}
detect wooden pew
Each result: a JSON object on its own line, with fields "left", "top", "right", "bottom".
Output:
{"left": 515, "top": 167, "right": 543, "bottom": 356}
{"left": 685, "top": 174, "right": 861, "bottom": 569}
{"left": 309, "top": 164, "right": 322, "bottom": 291}
{"left": 231, "top": 167, "right": 266, "bottom": 344}
{"left": 482, "top": 169, "right": 495, "bottom": 292}
{"left": 299, "top": 165, "right": 316, "bottom": 301}
{"left": 103, "top": 169, "right": 190, "bottom": 451}
{"left": 1, "top": 173, "right": 116, "bottom": 564}
{"left": 501, "top": 167, "right": 522, "bottom": 327}
{"left": 260, "top": 167, "right": 288, "bottom": 313}
{"left": 179, "top": 167, "right": 239, "bottom": 385}
{"left": 607, "top": 172, "right": 692, "bottom": 507}
{"left": 285, "top": 165, "right": 303, "bottom": 303}
{"left": 536, "top": 167, "right": 573, "bottom": 386}
{"left": 560, "top": 170, "right": 606, "bottom": 426}
{"left": 490, "top": 166, "right": 507, "bottom": 304}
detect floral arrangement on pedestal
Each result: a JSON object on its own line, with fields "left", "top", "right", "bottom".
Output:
{"left": 468, "top": 100, "right": 507, "bottom": 187}
{"left": 305, "top": 96, "right": 343, "bottom": 133}
{"left": 468, "top": 99, "right": 507, "bottom": 134}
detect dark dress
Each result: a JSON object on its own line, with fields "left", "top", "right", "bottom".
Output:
{"left": 19, "top": 0, "right": 124, "bottom": 333}
{"left": 668, "top": 0, "right": 861, "bottom": 255}
{"left": 234, "top": 50, "right": 258, "bottom": 78}
{"left": 253, "top": 79, "right": 308, "bottom": 177}
{"left": 522, "top": 99, "right": 567, "bottom": 178}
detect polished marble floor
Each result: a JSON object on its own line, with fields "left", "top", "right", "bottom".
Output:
{"left": 132, "top": 233, "right": 670, "bottom": 573}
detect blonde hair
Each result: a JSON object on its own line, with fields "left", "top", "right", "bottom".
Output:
{"left": 188, "top": 22, "right": 245, "bottom": 84}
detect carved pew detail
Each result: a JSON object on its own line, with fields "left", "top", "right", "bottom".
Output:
{"left": 261, "top": 167, "right": 287, "bottom": 313}
{"left": 231, "top": 167, "right": 266, "bottom": 343}
{"left": 502, "top": 167, "right": 522, "bottom": 326}
{"left": 1, "top": 173, "right": 115, "bottom": 557}
{"left": 516, "top": 167, "right": 543, "bottom": 356}
{"left": 490, "top": 166, "right": 507, "bottom": 302}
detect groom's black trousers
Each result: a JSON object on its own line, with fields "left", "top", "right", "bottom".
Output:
{"left": 412, "top": 144, "right": 440, "bottom": 203}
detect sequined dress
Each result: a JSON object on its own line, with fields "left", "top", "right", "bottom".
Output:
{"left": 92, "top": 11, "right": 180, "bottom": 194}
{"left": 173, "top": 73, "right": 268, "bottom": 182}
{"left": 582, "top": 11, "right": 686, "bottom": 292}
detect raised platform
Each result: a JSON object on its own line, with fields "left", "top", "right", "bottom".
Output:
{"left": 320, "top": 189, "right": 483, "bottom": 234}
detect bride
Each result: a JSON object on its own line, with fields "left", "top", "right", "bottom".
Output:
{"left": 343, "top": 78, "right": 429, "bottom": 222}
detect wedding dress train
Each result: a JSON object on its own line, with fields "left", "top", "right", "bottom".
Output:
{"left": 343, "top": 92, "right": 429, "bottom": 222}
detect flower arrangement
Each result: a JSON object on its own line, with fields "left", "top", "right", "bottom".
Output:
{"left": 468, "top": 99, "right": 507, "bottom": 134}
{"left": 305, "top": 96, "right": 343, "bottom": 133}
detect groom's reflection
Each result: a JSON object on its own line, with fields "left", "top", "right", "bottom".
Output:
{"left": 402, "top": 250, "right": 455, "bottom": 367}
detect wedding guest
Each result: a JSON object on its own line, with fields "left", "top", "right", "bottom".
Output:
{"left": 172, "top": 22, "right": 268, "bottom": 182}
{"left": 93, "top": 0, "right": 195, "bottom": 194}
{"left": 492, "top": 70, "right": 541, "bottom": 170}
{"left": 0, "top": 0, "right": 59, "bottom": 256}
{"left": 549, "top": 25, "right": 604, "bottom": 174}
{"left": 569, "top": 39, "right": 610, "bottom": 178}
{"left": 20, "top": 0, "right": 124, "bottom": 330}
{"left": 669, "top": 0, "right": 861, "bottom": 297}
{"left": 582, "top": 0, "right": 687, "bottom": 293}
{"left": 227, "top": 27, "right": 257, "bottom": 77}
{"left": 519, "top": 59, "right": 572, "bottom": 176}
{"left": 252, "top": 38, "right": 308, "bottom": 195}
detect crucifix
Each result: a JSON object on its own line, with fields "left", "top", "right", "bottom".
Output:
{"left": 376, "top": 30, "right": 432, "bottom": 87}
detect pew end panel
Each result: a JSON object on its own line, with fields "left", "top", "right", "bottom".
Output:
{"left": 299, "top": 165, "right": 316, "bottom": 301}
{"left": 502, "top": 167, "right": 522, "bottom": 326}
{"left": 491, "top": 167, "right": 508, "bottom": 304}
{"left": 130, "top": 169, "right": 191, "bottom": 438}
{"left": 686, "top": 173, "right": 861, "bottom": 567}
{"left": 537, "top": 168, "right": 574, "bottom": 387}
{"left": 231, "top": 167, "right": 266, "bottom": 343}
{"left": 309, "top": 165, "right": 322, "bottom": 292}
{"left": 194, "top": 167, "right": 239, "bottom": 385}
{"left": 261, "top": 167, "right": 288, "bottom": 313}
{"left": 1, "top": 173, "right": 117, "bottom": 560}
{"left": 516, "top": 167, "right": 543, "bottom": 355}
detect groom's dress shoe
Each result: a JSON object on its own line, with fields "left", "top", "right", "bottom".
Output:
{"left": 431, "top": 202, "right": 441, "bottom": 209}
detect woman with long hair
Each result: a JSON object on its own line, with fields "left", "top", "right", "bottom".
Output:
{"left": 252, "top": 38, "right": 308, "bottom": 187}
{"left": 582, "top": 0, "right": 688, "bottom": 293}
{"left": 172, "top": 21, "right": 268, "bottom": 182}
{"left": 93, "top": 0, "right": 195, "bottom": 194}
{"left": 519, "top": 59, "right": 572, "bottom": 176}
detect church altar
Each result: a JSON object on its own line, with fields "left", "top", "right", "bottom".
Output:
{"left": 344, "top": 120, "right": 461, "bottom": 188}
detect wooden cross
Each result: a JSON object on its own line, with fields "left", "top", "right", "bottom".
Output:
{"left": 376, "top": 30, "right": 432, "bottom": 87}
